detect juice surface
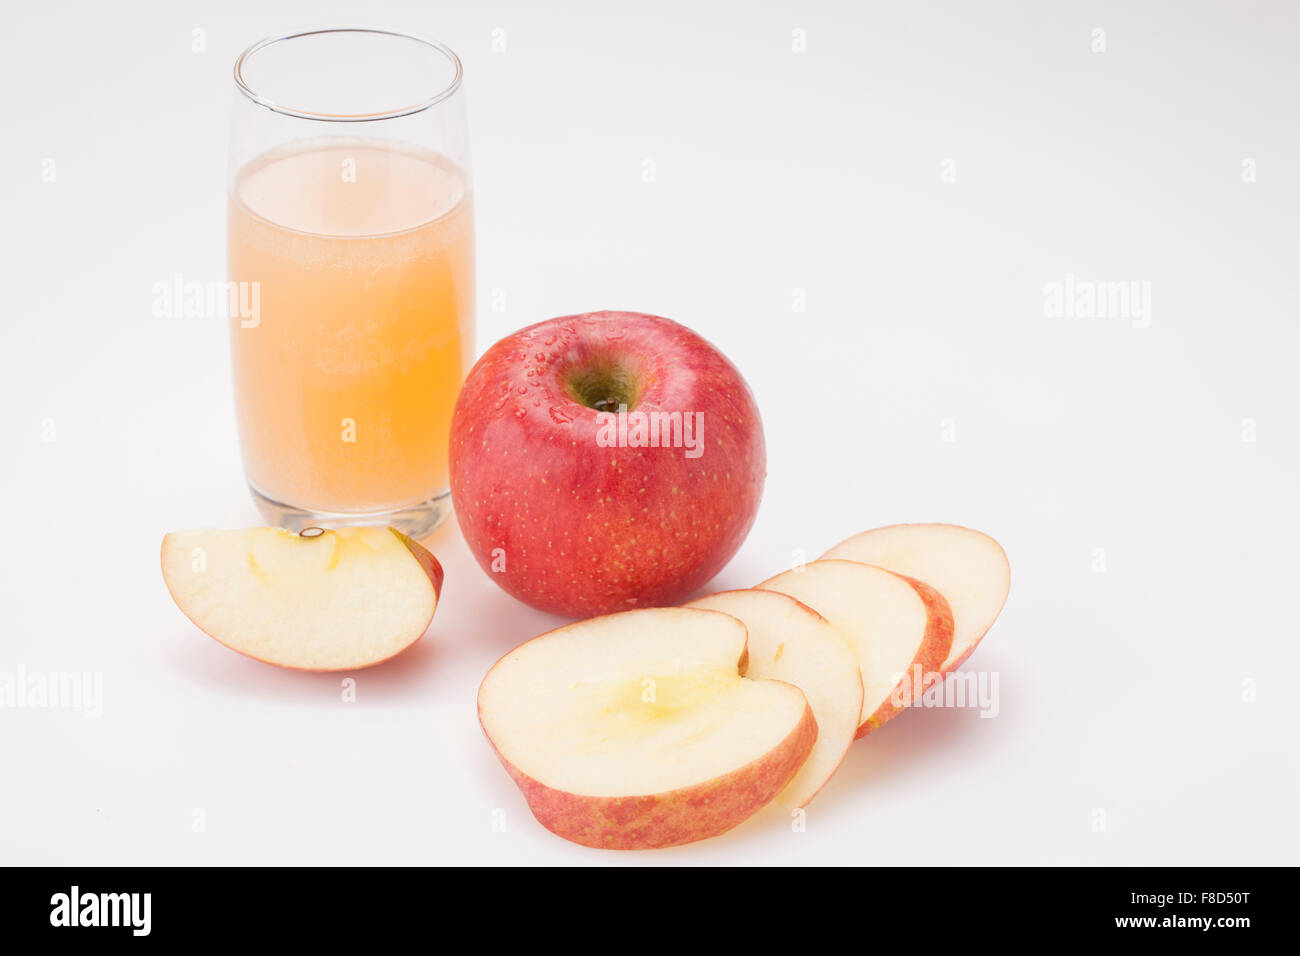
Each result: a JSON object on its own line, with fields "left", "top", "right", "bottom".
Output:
{"left": 228, "top": 139, "right": 474, "bottom": 513}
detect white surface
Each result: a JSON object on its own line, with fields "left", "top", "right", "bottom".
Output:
{"left": 2, "top": 0, "right": 1298, "bottom": 865}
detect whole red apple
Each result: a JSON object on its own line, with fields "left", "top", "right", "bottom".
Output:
{"left": 450, "top": 311, "right": 765, "bottom": 617}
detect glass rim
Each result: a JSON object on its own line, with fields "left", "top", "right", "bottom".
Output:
{"left": 233, "top": 27, "right": 464, "bottom": 122}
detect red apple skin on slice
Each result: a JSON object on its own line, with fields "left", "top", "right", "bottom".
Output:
{"left": 759, "top": 560, "right": 953, "bottom": 737}
{"left": 822, "top": 523, "right": 1009, "bottom": 673}
{"left": 161, "top": 526, "right": 443, "bottom": 672}
{"left": 855, "top": 574, "right": 953, "bottom": 737}
{"left": 394, "top": 530, "right": 445, "bottom": 597}
{"left": 492, "top": 711, "right": 816, "bottom": 850}
{"left": 477, "top": 607, "right": 817, "bottom": 850}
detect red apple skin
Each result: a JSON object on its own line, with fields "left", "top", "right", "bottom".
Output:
{"left": 484, "top": 702, "right": 816, "bottom": 850}
{"left": 944, "top": 640, "right": 982, "bottom": 674}
{"left": 856, "top": 574, "right": 954, "bottom": 737}
{"left": 392, "top": 529, "right": 446, "bottom": 600}
{"left": 450, "top": 311, "right": 765, "bottom": 618}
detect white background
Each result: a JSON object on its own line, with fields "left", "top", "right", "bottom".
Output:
{"left": 2, "top": 0, "right": 1298, "bottom": 865}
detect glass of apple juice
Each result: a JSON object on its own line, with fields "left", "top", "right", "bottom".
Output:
{"left": 227, "top": 28, "right": 474, "bottom": 538}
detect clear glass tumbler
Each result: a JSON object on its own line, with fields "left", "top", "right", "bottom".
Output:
{"left": 227, "top": 28, "right": 474, "bottom": 538}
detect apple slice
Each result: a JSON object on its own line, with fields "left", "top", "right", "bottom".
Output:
{"left": 161, "top": 526, "right": 443, "bottom": 671}
{"left": 477, "top": 607, "right": 817, "bottom": 849}
{"left": 759, "top": 561, "right": 953, "bottom": 736}
{"left": 686, "top": 590, "right": 862, "bottom": 809}
{"left": 822, "top": 523, "right": 1009, "bottom": 672}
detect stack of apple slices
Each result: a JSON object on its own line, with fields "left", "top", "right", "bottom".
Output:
{"left": 479, "top": 523, "right": 1010, "bottom": 850}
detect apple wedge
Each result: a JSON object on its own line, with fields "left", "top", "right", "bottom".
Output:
{"left": 161, "top": 526, "right": 443, "bottom": 671}
{"left": 686, "top": 590, "right": 862, "bottom": 809}
{"left": 477, "top": 607, "right": 817, "bottom": 849}
{"left": 759, "top": 561, "right": 953, "bottom": 736}
{"left": 822, "top": 524, "right": 1009, "bottom": 672}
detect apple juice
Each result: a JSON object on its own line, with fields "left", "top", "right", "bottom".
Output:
{"left": 227, "top": 139, "right": 474, "bottom": 514}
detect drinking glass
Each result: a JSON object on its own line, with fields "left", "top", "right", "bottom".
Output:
{"left": 227, "top": 28, "right": 473, "bottom": 538}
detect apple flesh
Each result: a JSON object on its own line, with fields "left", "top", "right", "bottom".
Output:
{"left": 760, "top": 560, "right": 953, "bottom": 736}
{"left": 449, "top": 311, "right": 765, "bottom": 618}
{"left": 161, "top": 526, "right": 443, "bottom": 671}
{"left": 686, "top": 589, "right": 862, "bottom": 808}
{"left": 477, "top": 607, "right": 816, "bottom": 849}
{"left": 822, "top": 524, "right": 1009, "bottom": 672}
